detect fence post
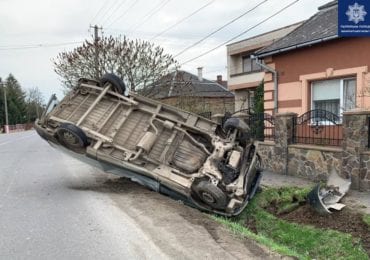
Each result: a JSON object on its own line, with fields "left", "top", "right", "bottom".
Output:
{"left": 342, "top": 110, "right": 370, "bottom": 191}
{"left": 274, "top": 112, "right": 297, "bottom": 175}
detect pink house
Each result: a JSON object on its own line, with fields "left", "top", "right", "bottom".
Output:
{"left": 227, "top": 23, "right": 302, "bottom": 112}
{"left": 253, "top": 1, "right": 370, "bottom": 116}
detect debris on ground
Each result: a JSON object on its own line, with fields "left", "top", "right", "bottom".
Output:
{"left": 308, "top": 169, "right": 351, "bottom": 214}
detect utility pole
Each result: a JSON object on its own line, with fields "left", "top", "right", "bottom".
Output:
{"left": 1, "top": 82, "right": 9, "bottom": 134}
{"left": 90, "top": 25, "right": 102, "bottom": 80}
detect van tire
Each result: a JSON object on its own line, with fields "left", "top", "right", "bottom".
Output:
{"left": 192, "top": 181, "right": 228, "bottom": 210}
{"left": 100, "top": 73, "right": 127, "bottom": 95}
{"left": 56, "top": 123, "right": 89, "bottom": 153}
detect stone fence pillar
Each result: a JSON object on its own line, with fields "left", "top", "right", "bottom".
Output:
{"left": 342, "top": 110, "right": 370, "bottom": 190}
{"left": 274, "top": 112, "right": 297, "bottom": 175}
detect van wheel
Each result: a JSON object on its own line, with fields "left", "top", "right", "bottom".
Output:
{"left": 192, "top": 181, "right": 228, "bottom": 210}
{"left": 223, "top": 118, "right": 250, "bottom": 133}
{"left": 56, "top": 123, "right": 89, "bottom": 153}
{"left": 100, "top": 73, "right": 127, "bottom": 95}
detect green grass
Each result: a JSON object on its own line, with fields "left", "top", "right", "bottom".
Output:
{"left": 253, "top": 186, "right": 310, "bottom": 214}
{"left": 213, "top": 216, "right": 305, "bottom": 259}
{"left": 214, "top": 187, "right": 369, "bottom": 260}
{"left": 363, "top": 214, "right": 370, "bottom": 227}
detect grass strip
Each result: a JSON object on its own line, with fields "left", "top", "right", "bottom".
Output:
{"left": 215, "top": 187, "right": 368, "bottom": 260}
{"left": 213, "top": 215, "right": 306, "bottom": 259}
{"left": 363, "top": 214, "right": 370, "bottom": 227}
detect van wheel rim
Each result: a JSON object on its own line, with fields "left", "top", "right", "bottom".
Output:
{"left": 63, "top": 131, "right": 79, "bottom": 145}
{"left": 202, "top": 192, "right": 215, "bottom": 204}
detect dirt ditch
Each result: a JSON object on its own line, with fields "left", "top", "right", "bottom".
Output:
{"left": 265, "top": 202, "right": 370, "bottom": 256}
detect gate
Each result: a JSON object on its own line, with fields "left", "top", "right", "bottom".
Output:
{"left": 231, "top": 110, "right": 275, "bottom": 141}
{"left": 248, "top": 112, "right": 275, "bottom": 141}
{"left": 293, "top": 109, "right": 343, "bottom": 146}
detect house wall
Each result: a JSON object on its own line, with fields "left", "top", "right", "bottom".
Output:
{"left": 226, "top": 22, "right": 302, "bottom": 80}
{"left": 228, "top": 54, "right": 243, "bottom": 76}
{"left": 234, "top": 89, "right": 250, "bottom": 112}
{"left": 160, "top": 96, "right": 235, "bottom": 115}
{"left": 228, "top": 72, "right": 264, "bottom": 90}
{"left": 264, "top": 37, "right": 370, "bottom": 114}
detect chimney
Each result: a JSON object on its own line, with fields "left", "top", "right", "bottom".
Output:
{"left": 217, "top": 75, "right": 222, "bottom": 84}
{"left": 197, "top": 67, "right": 203, "bottom": 82}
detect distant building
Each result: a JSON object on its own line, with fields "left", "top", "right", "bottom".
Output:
{"left": 215, "top": 74, "right": 228, "bottom": 88}
{"left": 142, "top": 68, "right": 234, "bottom": 116}
{"left": 227, "top": 22, "right": 302, "bottom": 112}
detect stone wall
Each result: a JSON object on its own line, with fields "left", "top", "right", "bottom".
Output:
{"left": 288, "top": 145, "right": 341, "bottom": 181}
{"left": 258, "top": 142, "right": 341, "bottom": 182}
{"left": 257, "top": 142, "right": 283, "bottom": 173}
{"left": 257, "top": 110, "right": 370, "bottom": 191}
{"left": 360, "top": 153, "right": 370, "bottom": 190}
{"left": 342, "top": 110, "right": 370, "bottom": 190}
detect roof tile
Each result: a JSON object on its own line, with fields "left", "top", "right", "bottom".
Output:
{"left": 256, "top": 1, "right": 338, "bottom": 56}
{"left": 141, "top": 70, "right": 234, "bottom": 99}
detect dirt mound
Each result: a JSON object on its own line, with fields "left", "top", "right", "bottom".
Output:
{"left": 268, "top": 203, "right": 370, "bottom": 255}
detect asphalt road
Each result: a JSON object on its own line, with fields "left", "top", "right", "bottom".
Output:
{"left": 0, "top": 131, "right": 273, "bottom": 260}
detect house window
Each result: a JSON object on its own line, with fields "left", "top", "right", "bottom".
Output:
{"left": 242, "top": 57, "right": 261, "bottom": 73}
{"left": 311, "top": 77, "right": 356, "bottom": 116}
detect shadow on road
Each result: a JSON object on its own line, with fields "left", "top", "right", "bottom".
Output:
{"left": 67, "top": 174, "right": 152, "bottom": 195}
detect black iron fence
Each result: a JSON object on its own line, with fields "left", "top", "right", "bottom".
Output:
{"left": 293, "top": 109, "right": 343, "bottom": 146}
{"left": 218, "top": 109, "right": 343, "bottom": 146}
{"left": 247, "top": 112, "right": 275, "bottom": 141}
{"left": 229, "top": 110, "right": 275, "bottom": 141}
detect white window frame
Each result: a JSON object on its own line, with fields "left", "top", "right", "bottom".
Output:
{"left": 310, "top": 77, "right": 356, "bottom": 124}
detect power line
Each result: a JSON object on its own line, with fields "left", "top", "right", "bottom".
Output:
{"left": 180, "top": 0, "right": 299, "bottom": 66}
{"left": 101, "top": 0, "right": 128, "bottom": 26}
{"left": 97, "top": 0, "right": 122, "bottom": 25}
{"left": 174, "top": 0, "right": 268, "bottom": 58}
{"left": 150, "top": 0, "right": 215, "bottom": 41}
{"left": 0, "top": 41, "right": 84, "bottom": 51}
{"left": 90, "top": 0, "right": 112, "bottom": 25}
{"left": 129, "top": 0, "right": 171, "bottom": 34}
{"left": 105, "top": 0, "right": 140, "bottom": 28}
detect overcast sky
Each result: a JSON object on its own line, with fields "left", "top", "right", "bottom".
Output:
{"left": 0, "top": 0, "right": 330, "bottom": 101}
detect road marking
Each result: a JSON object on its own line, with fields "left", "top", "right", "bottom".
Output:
{"left": 0, "top": 133, "right": 36, "bottom": 146}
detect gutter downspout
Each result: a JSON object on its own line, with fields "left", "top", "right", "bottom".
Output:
{"left": 251, "top": 55, "right": 278, "bottom": 114}
{"left": 252, "top": 55, "right": 289, "bottom": 175}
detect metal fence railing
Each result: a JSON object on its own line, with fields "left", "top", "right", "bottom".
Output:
{"left": 2, "top": 123, "right": 34, "bottom": 133}
{"left": 293, "top": 109, "right": 343, "bottom": 146}
{"left": 205, "top": 109, "right": 352, "bottom": 147}
{"left": 227, "top": 110, "right": 275, "bottom": 142}
{"left": 247, "top": 112, "right": 275, "bottom": 141}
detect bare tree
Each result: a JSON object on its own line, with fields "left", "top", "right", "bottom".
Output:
{"left": 26, "top": 87, "right": 44, "bottom": 122}
{"left": 53, "top": 35, "right": 178, "bottom": 92}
